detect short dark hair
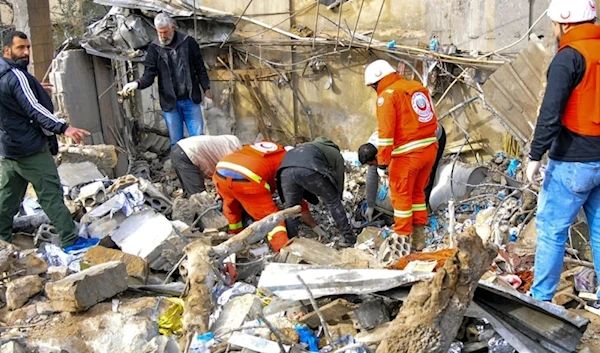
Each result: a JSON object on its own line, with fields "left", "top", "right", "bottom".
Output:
{"left": 3, "top": 31, "right": 28, "bottom": 48}
{"left": 358, "top": 143, "right": 378, "bottom": 165}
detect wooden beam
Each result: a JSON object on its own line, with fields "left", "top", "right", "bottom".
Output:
{"left": 208, "top": 69, "right": 276, "bottom": 81}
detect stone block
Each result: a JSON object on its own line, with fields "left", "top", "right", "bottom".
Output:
{"left": 6, "top": 275, "right": 43, "bottom": 310}
{"left": 45, "top": 261, "right": 128, "bottom": 312}
{"left": 211, "top": 294, "right": 263, "bottom": 339}
{"left": 110, "top": 209, "right": 188, "bottom": 271}
{"left": 47, "top": 266, "right": 70, "bottom": 281}
{"left": 13, "top": 251, "right": 48, "bottom": 275}
{"left": 83, "top": 246, "right": 148, "bottom": 284}
{"left": 280, "top": 237, "right": 342, "bottom": 266}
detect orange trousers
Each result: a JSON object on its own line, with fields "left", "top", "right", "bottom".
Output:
{"left": 213, "top": 174, "right": 289, "bottom": 252}
{"left": 389, "top": 142, "right": 438, "bottom": 235}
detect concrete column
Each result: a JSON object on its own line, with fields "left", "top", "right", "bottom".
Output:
{"left": 12, "top": 0, "right": 53, "bottom": 81}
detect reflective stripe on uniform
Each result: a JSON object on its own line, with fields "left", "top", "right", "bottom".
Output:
{"left": 267, "top": 226, "right": 287, "bottom": 240}
{"left": 412, "top": 204, "right": 427, "bottom": 212}
{"left": 391, "top": 137, "right": 437, "bottom": 155}
{"left": 229, "top": 221, "right": 243, "bottom": 230}
{"left": 393, "top": 209, "right": 413, "bottom": 218}
{"left": 216, "top": 161, "right": 271, "bottom": 191}
{"left": 378, "top": 138, "right": 394, "bottom": 147}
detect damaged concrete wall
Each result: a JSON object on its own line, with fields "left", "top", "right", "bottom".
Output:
{"left": 128, "top": 0, "right": 562, "bottom": 150}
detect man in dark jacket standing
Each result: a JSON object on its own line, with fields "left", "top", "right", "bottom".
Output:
{"left": 276, "top": 137, "right": 356, "bottom": 246}
{"left": 121, "top": 13, "right": 212, "bottom": 148}
{"left": 0, "top": 31, "right": 91, "bottom": 248}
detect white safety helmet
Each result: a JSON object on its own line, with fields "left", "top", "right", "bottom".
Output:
{"left": 547, "top": 0, "right": 597, "bottom": 23}
{"left": 364, "top": 60, "right": 396, "bottom": 86}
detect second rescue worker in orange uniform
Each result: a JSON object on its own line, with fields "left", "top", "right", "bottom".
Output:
{"left": 364, "top": 60, "right": 439, "bottom": 251}
{"left": 213, "top": 141, "right": 319, "bottom": 252}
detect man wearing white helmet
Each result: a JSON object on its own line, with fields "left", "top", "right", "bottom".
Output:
{"left": 526, "top": 0, "right": 600, "bottom": 301}
{"left": 363, "top": 60, "right": 439, "bottom": 252}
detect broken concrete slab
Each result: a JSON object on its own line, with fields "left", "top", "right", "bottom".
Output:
{"left": 87, "top": 211, "right": 127, "bottom": 247}
{"left": 258, "top": 263, "right": 433, "bottom": 301}
{"left": 45, "top": 261, "right": 128, "bottom": 312}
{"left": 355, "top": 297, "right": 391, "bottom": 330}
{"left": 57, "top": 162, "right": 105, "bottom": 189}
{"left": 211, "top": 294, "right": 263, "bottom": 339}
{"left": 6, "top": 275, "right": 43, "bottom": 311}
{"left": 280, "top": 237, "right": 342, "bottom": 265}
{"left": 110, "top": 209, "right": 188, "bottom": 271}
{"left": 58, "top": 144, "right": 118, "bottom": 177}
{"left": 338, "top": 248, "right": 381, "bottom": 269}
{"left": 0, "top": 341, "right": 26, "bottom": 353}
{"left": 82, "top": 246, "right": 148, "bottom": 284}
{"left": 299, "top": 298, "right": 357, "bottom": 328}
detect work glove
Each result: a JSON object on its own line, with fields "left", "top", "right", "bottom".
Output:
{"left": 364, "top": 206, "right": 375, "bottom": 222}
{"left": 121, "top": 81, "right": 139, "bottom": 95}
{"left": 203, "top": 97, "right": 214, "bottom": 110}
{"left": 377, "top": 167, "right": 389, "bottom": 187}
{"left": 312, "top": 225, "right": 328, "bottom": 238}
{"left": 526, "top": 160, "right": 542, "bottom": 186}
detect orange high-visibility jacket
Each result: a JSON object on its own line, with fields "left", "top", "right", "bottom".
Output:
{"left": 558, "top": 23, "right": 600, "bottom": 136}
{"left": 375, "top": 73, "right": 438, "bottom": 166}
{"left": 216, "top": 141, "right": 286, "bottom": 192}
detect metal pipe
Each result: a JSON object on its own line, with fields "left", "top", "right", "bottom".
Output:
{"left": 348, "top": 0, "right": 366, "bottom": 51}
{"left": 313, "top": 0, "right": 320, "bottom": 49}
{"left": 334, "top": 0, "right": 344, "bottom": 51}
{"left": 367, "top": 0, "right": 386, "bottom": 52}
{"left": 220, "top": 0, "right": 255, "bottom": 48}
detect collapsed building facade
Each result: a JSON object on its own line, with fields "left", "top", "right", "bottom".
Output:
{"left": 1, "top": 0, "right": 600, "bottom": 353}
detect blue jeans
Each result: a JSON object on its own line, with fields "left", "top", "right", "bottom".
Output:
{"left": 163, "top": 99, "right": 204, "bottom": 148}
{"left": 531, "top": 159, "right": 600, "bottom": 300}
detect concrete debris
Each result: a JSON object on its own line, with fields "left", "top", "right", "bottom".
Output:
{"left": 109, "top": 209, "right": 187, "bottom": 271}
{"left": 78, "top": 181, "right": 107, "bottom": 208}
{"left": 211, "top": 294, "right": 263, "bottom": 339}
{"left": 57, "top": 161, "right": 105, "bottom": 188}
{"left": 45, "top": 261, "right": 128, "bottom": 312}
{"left": 13, "top": 250, "right": 48, "bottom": 276}
{"left": 279, "top": 237, "right": 342, "bottom": 265}
{"left": 47, "top": 266, "right": 70, "bottom": 281}
{"left": 82, "top": 246, "right": 148, "bottom": 284}
{"left": 299, "top": 298, "right": 357, "bottom": 328}
{"left": 58, "top": 144, "right": 119, "bottom": 177}
{"left": 355, "top": 297, "right": 391, "bottom": 330}
{"left": 0, "top": 341, "right": 26, "bottom": 353}
{"left": 6, "top": 275, "right": 43, "bottom": 310}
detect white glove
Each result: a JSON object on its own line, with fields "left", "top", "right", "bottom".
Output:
{"left": 377, "top": 168, "right": 389, "bottom": 187}
{"left": 526, "top": 160, "right": 542, "bottom": 186}
{"left": 364, "top": 206, "right": 374, "bottom": 222}
{"left": 122, "top": 81, "right": 138, "bottom": 94}
{"left": 203, "top": 97, "right": 214, "bottom": 110}
{"left": 312, "top": 225, "right": 328, "bottom": 238}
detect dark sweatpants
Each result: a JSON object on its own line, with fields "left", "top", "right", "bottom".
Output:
{"left": 0, "top": 146, "right": 77, "bottom": 245}
{"left": 424, "top": 126, "right": 446, "bottom": 207}
{"left": 171, "top": 144, "right": 205, "bottom": 197}
{"left": 280, "top": 167, "right": 353, "bottom": 239}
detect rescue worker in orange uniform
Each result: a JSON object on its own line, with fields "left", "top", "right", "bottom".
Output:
{"left": 213, "top": 141, "right": 321, "bottom": 252}
{"left": 526, "top": 0, "right": 600, "bottom": 302}
{"left": 364, "top": 60, "right": 439, "bottom": 251}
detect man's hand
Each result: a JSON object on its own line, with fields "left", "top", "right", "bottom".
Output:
{"left": 203, "top": 97, "right": 214, "bottom": 110}
{"left": 41, "top": 82, "right": 53, "bottom": 95}
{"left": 121, "top": 81, "right": 139, "bottom": 95}
{"left": 526, "top": 160, "right": 542, "bottom": 186}
{"left": 364, "top": 206, "right": 374, "bottom": 222}
{"left": 64, "top": 126, "right": 91, "bottom": 144}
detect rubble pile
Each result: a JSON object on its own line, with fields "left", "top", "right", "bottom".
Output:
{"left": 0, "top": 145, "right": 595, "bottom": 353}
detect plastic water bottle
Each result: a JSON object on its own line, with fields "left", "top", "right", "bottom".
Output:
{"left": 189, "top": 332, "right": 215, "bottom": 353}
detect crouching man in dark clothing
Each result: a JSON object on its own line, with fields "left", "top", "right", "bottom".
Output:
{"left": 276, "top": 137, "right": 356, "bottom": 246}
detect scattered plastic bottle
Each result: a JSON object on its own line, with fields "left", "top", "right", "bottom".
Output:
{"left": 189, "top": 332, "right": 215, "bottom": 353}
{"left": 386, "top": 40, "right": 396, "bottom": 49}
{"left": 429, "top": 36, "right": 439, "bottom": 52}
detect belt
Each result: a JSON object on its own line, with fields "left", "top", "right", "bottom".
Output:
{"left": 391, "top": 137, "right": 437, "bottom": 156}
{"left": 216, "top": 169, "right": 249, "bottom": 181}
{"left": 216, "top": 161, "right": 271, "bottom": 191}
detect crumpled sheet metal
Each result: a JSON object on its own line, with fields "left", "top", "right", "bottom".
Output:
{"left": 257, "top": 263, "right": 433, "bottom": 301}
{"left": 93, "top": 0, "right": 198, "bottom": 17}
